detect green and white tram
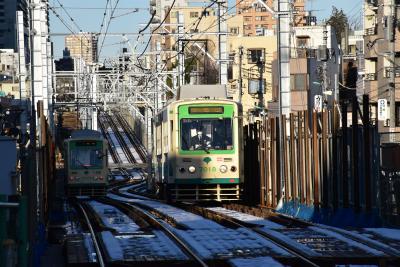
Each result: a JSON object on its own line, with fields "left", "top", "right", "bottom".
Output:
{"left": 64, "top": 130, "right": 108, "bottom": 196}
{"left": 151, "top": 85, "right": 243, "bottom": 201}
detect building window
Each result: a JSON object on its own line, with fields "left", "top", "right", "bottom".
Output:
{"left": 244, "top": 16, "right": 252, "bottom": 22}
{"left": 244, "top": 25, "right": 252, "bottom": 30}
{"left": 255, "top": 16, "right": 261, "bottom": 21}
{"left": 202, "top": 10, "right": 210, "bottom": 17}
{"left": 261, "top": 16, "right": 268, "bottom": 21}
{"left": 248, "top": 79, "right": 266, "bottom": 94}
{"left": 296, "top": 36, "right": 309, "bottom": 48}
{"left": 230, "top": 27, "right": 239, "bottom": 35}
{"left": 290, "top": 74, "right": 307, "bottom": 91}
{"left": 190, "top": 12, "right": 199, "bottom": 18}
{"left": 248, "top": 49, "right": 265, "bottom": 63}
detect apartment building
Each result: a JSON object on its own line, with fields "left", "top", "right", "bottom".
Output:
{"left": 65, "top": 33, "right": 98, "bottom": 64}
{"left": 364, "top": 0, "right": 400, "bottom": 130}
{"left": 269, "top": 25, "right": 341, "bottom": 114}
{"left": 0, "top": 0, "right": 29, "bottom": 51}
{"left": 236, "top": 0, "right": 306, "bottom": 36}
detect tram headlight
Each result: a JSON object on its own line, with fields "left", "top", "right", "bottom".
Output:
{"left": 219, "top": 165, "right": 228, "bottom": 173}
{"left": 188, "top": 166, "right": 196, "bottom": 173}
{"left": 230, "top": 166, "right": 237, "bottom": 172}
{"left": 179, "top": 167, "right": 186, "bottom": 173}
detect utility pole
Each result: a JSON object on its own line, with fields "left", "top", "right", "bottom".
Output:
{"left": 238, "top": 46, "right": 243, "bottom": 104}
{"left": 257, "top": 57, "right": 265, "bottom": 112}
{"left": 322, "top": 21, "right": 328, "bottom": 106}
{"left": 177, "top": 11, "right": 185, "bottom": 87}
{"left": 17, "top": 11, "right": 26, "bottom": 100}
{"left": 389, "top": 0, "right": 396, "bottom": 130}
{"left": 277, "top": 0, "right": 291, "bottom": 117}
{"left": 217, "top": 0, "right": 228, "bottom": 85}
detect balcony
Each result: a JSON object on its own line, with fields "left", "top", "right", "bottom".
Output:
{"left": 292, "top": 48, "right": 317, "bottom": 59}
{"left": 384, "top": 67, "right": 400, "bottom": 78}
{"left": 364, "top": 26, "right": 377, "bottom": 36}
{"left": 364, "top": 73, "right": 377, "bottom": 81}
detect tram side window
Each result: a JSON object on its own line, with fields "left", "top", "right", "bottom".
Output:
{"left": 70, "top": 148, "right": 103, "bottom": 169}
{"left": 180, "top": 118, "right": 233, "bottom": 151}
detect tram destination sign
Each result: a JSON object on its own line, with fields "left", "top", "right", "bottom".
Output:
{"left": 189, "top": 106, "right": 224, "bottom": 114}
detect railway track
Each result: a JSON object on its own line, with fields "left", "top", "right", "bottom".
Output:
{"left": 99, "top": 111, "right": 147, "bottom": 167}
{"left": 179, "top": 203, "right": 400, "bottom": 267}
{"left": 113, "top": 112, "right": 147, "bottom": 162}
{"left": 75, "top": 201, "right": 106, "bottom": 267}
{"left": 109, "top": 183, "right": 400, "bottom": 266}
{"left": 99, "top": 197, "right": 209, "bottom": 267}
{"left": 98, "top": 115, "right": 121, "bottom": 164}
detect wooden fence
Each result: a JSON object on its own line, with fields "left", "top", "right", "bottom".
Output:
{"left": 244, "top": 96, "right": 385, "bottom": 225}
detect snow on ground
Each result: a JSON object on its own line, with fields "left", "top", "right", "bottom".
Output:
{"left": 119, "top": 130, "right": 143, "bottom": 164}
{"left": 206, "top": 207, "right": 284, "bottom": 229}
{"left": 229, "top": 256, "right": 284, "bottom": 267}
{"left": 87, "top": 200, "right": 142, "bottom": 234}
{"left": 309, "top": 227, "right": 385, "bottom": 256}
{"left": 129, "top": 170, "right": 144, "bottom": 181}
{"left": 108, "top": 194, "right": 291, "bottom": 259}
{"left": 100, "top": 230, "right": 188, "bottom": 261}
{"left": 107, "top": 129, "right": 129, "bottom": 164}
{"left": 364, "top": 228, "right": 400, "bottom": 241}
{"left": 317, "top": 225, "right": 400, "bottom": 255}
{"left": 82, "top": 233, "right": 98, "bottom": 262}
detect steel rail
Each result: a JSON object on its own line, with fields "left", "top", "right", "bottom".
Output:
{"left": 178, "top": 204, "right": 319, "bottom": 267}
{"left": 105, "top": 113, "right": 137, "bottom": 164}
{"left": 113, "top": 112, "right": 147, "bottom": 162}
{"left": 76, "top": 202, "right": 106, "bottom": 267}
{"left": 98, "top": 115, "right": 120, "bottom": 164}
{"left": 112, "top": 112, "right": 146, "bottom": 162}
{"left": 101, "top": 197, "right": 208, "bottom": 267}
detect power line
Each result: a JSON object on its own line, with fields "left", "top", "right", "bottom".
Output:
{"left": 98, "top": 0, "right": 121, "bottom": 58}
{"left": 137, "top": 0, "right": 178, "bottom": 58}
{"left": 98, "top": 0, "right": 110, "bottom": 35}
{"left": 159, "top": 0, "right": 247, "bottom": 73}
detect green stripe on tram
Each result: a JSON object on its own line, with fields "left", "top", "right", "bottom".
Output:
{"left": 178, "top": 103, "right": 236, "bottom": 155}
{"left": 175, "top": 178, "right": 239, "bottom": 184}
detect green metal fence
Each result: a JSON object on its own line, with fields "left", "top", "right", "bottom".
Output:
{"left": 0, "top": 195, "right": 28, "bottom": 267}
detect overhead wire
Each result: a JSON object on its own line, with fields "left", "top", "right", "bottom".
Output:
{"left": 137, "top": 0, "right": 178, "bottom": 59}
{"left": 98, "top": 0, "right": 121, "bottom": 58}
{"left": 159, "top": 0, "right": 248, "bottom": 74}
{"left": 98, "top": 0, "right": 111, "bottom": 35}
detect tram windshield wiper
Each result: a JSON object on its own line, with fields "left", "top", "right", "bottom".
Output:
{"left": 76, "top": 159, "right": 90, "bottom": 169}
{"left": 202, "top": 146, "right": 210, "bottom": 154}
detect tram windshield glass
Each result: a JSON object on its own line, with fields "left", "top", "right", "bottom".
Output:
{"left": 180, "top": 118, "right": 233, "bottom": 151}
{"left": 70, "top": 143, "right": 103, "bottom": 169}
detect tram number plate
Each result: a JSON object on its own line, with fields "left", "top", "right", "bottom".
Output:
{"left": 199, "top": 167, "right": 217, "bottom": 173}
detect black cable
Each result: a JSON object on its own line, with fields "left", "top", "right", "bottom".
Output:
{"left": 139, "top": 10, "right": 157, "bottom": 34}
{"left": 137, "top": 0, "right": 177, "bottom": 58}
{"left": 99, "top": 0, "right": 111, "bottom": 34}
{"left": 99, "top": 0, "right": 121, "bottom": 57}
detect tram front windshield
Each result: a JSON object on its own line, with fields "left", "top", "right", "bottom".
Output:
{"left": 180, "top": 118, "right": 233, "bottom": 151}
{"left": 70, "top": 143, "right": 103, "bottom": 169}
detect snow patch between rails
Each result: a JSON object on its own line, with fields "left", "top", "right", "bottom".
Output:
{"left": 88, "top": 200, "right": 142, "bottom": 234}
{"left": 229, "top": 256, "right": 284, "bottom": 267}
{"left": 309, "top": 227, "right": 385, "bottom": 256}
{"left": 206, "top": 207, "right": 284, "bottom": 229}
{"left": 101, "top": 231, "right": 124, "bottom": 261}
{"left": 364, "top": 228, "right": 400, "bottom": 241}
{"left": 107, "top": 194, "right": 292, "bottom": 259}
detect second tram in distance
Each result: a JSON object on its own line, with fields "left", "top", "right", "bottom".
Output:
{"left": 64, "top": 130, "right": 109, "bottom": 196}
{"left": 151, "top": 85, "right": 244, "bottom": 201}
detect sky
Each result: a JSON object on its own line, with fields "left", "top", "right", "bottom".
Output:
{"left": 49, "top": 0, "right": 363, "bottom": 60}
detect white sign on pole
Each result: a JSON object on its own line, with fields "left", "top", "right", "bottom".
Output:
{"left": 378, "top": 98, "right": 387, "bottom": 121}
{"left": 314, "top": 95, "right": 322, "bottom": 112}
